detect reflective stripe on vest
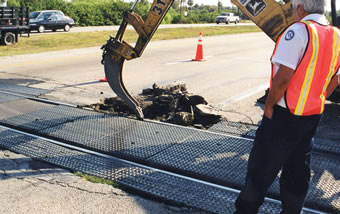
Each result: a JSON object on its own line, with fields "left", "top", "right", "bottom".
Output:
{"left": 271, "top": 21, "right": 340, "bottom": 116}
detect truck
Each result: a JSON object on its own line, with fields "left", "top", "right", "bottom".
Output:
{"left": 100, "top": 0, "right": 340, "bottom": 119}
{"left": 0, "top": 6, "right": 30, "bottom": 45}
{"left": 216, "top": 12, "right": 240, "bottom": 24}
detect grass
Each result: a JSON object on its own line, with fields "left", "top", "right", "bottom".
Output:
{"left": 0, "top": 25, "right": 261, "bottom": 56}
{"left": 74, "top": 171, "right": 120, "bottom": 188}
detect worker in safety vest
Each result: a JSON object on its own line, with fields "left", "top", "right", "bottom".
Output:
{"left": 234, "top": 0, "right": 340, "bottom": 213}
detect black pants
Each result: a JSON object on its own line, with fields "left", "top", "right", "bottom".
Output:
{"left": 234, "top": 105, "right": 321, "bottom": 214}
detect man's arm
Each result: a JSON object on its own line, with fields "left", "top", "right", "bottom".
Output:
{"left": 326, "top": 75, "right": 340, "bottom": 98}
{"left": 264, "top": 65, "right": 295, "bottom": 119}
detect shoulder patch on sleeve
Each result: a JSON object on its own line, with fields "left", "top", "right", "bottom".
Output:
{"left": 285, "top": 30, "right": 295, "bottom": 41}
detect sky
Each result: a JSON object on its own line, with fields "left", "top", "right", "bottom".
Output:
{"left": 189, "top": 0, "right": 338, "bottom": 11}
{"left": 192, "top": 0, "right": 231, "bottom": 7}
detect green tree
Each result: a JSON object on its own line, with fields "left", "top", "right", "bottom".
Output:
{"left": 7, "top": 0, "right": 20, "bottom": 6}
{"left": 134, "top": 0, "right": 151, "bottom": 20}
{"left": 187, "top": 0, "right": 193, "bottom": 15}
{"left": 7, "top": 0, "right": 232, "bottom": 25}
{"left": 171, "top": 0, "right": 180, "bottom": 10}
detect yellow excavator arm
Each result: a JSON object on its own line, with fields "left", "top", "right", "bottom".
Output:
{"left": 231, "top": 0, "right": 294, "bottom": 41}
{"left": 101, "top": 0, "right": 295, "bottom": 119}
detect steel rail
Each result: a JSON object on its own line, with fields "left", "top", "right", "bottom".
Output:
{"left": 1, "top": 89, "right": 339, "bottom": 158}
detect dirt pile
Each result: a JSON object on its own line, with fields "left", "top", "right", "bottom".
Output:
{"left": 88, "top": 82, "right": 222, "bottom": 129}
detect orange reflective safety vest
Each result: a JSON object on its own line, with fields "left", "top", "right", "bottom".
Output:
{"left": 271, "top": 20, "right": 340, "bottom": 116}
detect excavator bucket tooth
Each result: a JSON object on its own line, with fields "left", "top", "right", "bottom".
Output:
{"left": 104, "top": 52, "right": 144, "bottom": 120}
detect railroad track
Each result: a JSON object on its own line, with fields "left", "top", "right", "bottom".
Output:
{"left": 0, "top": 87, "right": 337, "bottom": 214}
{"left": 0, "top": 124, "right": 326, "bottom": 214}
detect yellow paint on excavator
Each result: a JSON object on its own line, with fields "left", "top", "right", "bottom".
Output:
{"left": 231, "top": 0, "right": 295, "bottom": 41}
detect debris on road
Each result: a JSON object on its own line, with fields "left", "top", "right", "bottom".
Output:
{"left": 87, "top": 82, "right": 222, "bottom": 129}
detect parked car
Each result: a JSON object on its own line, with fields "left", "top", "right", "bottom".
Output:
{"left": 29, "top": 10, "right": 75, "bottom": 33}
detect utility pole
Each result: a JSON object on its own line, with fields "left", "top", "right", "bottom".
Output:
{"left": 217, "top": 0, "right": 221, "bottom": 12}
{"left": 180, "top": 0, "right": 182, "bottom": 14}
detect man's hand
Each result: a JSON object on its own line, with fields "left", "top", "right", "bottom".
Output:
{"left": 264, "top": 65, "right": 295, "bottom": 119}
{"left": 264, "top": 105, "right": 274, "bottom": 119}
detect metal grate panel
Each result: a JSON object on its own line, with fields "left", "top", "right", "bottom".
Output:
{"left": 147, "top": 131, "right": 340, "bottom": 213}
{"left": 308, "top": 152, "right": 340, "bottom": 212}
{"left": 0, "top": 99, "right": 52, "bottom": 120}
{"left": 0, "top": 126, "right": 284, "bottom": 214}
{"left": 313, "top": 138, "right": 340, "bottom": 155}
{"left": 208, "top": 120, "right": 258, "bottom": 139}
{"left": 0, "top": 105, "right": 104, "bottom": 132}
{"left": 313, "top": 104, "right": 340, "bottom": 155}
{"left": 0, "top": 83, "right": 49, "bottom": 96}
{"left": 0, "top": 104, "right": 338, "bottom": 212}
{"left": 147, "top": 131, "right": 279, "bottom": 192}
{"left": 42, "top": 116, "right": 198, "bottom": 160}
{"left": 209, "top": 120, "right": 340, "bottom": 156}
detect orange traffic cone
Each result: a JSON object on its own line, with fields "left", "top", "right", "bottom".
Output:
{"left": 192, "top": 32, "right": 205, "bottom": 61}
{"left": 99, "top": 76, "right": 107, "bottom": 82}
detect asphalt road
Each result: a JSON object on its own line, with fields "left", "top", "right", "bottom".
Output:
{"left": 0, "top": 31, "right": 273, "bottom": 123}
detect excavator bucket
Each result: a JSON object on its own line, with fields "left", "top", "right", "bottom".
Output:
{"left": 102, "top": 0, "right": 294, "bottom": 119}
{"left": 101, "top": 0, "right": 175, "bottom": 120}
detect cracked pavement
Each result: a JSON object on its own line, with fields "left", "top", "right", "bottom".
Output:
{"left": 0, "top": 150, "right": 205, "bottom": 214}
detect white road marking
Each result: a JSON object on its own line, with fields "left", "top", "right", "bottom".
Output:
{"left": 216, "top": 83, "right": 269, "bottom": 108}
